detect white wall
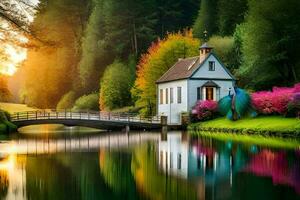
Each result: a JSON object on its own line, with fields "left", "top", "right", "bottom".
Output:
{"left": 192, "top": 54, "right": 233, "bottom": 79}
{"left": 188, "top": 80, "right": 234, "bottom": 109}
{"left": 157, "top": 80, "right": 188, "bottom": 124}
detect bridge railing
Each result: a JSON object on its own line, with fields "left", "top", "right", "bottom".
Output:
{"left": 10, "top": 110, "right": 162, "bottom": 124}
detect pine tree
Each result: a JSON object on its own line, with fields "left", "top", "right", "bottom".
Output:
{"left": 193, "top": 0, "right": 219, "bottom": 39}
{"left": 217, "top": 0, "right": 248, "bottom": 36}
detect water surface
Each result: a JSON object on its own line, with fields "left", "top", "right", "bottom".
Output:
{"left": 0, "top": 125, "right": 299, "bottom": 200}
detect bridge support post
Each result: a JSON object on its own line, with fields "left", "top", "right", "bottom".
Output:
{"left": 161, "top": 116, "right": 168, "bottom": 134}
{"left": 125, "top": 125, "right": 130, "bottom": 133}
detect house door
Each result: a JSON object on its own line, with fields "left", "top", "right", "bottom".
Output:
{"left": 206, "top": 87, "right": 214, "bottom": 100}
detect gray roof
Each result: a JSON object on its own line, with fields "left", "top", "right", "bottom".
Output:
{"left": 202, "top": 80, "right": 220, "bottom": 88}
{"left": 156, "top": 52, "right": 236, "bottom": 84}
{"left": 199, "top": 42, "right": 213, "bottom": 49}
{"left": 156, "top": 57, "right": 200, "bottom": 83}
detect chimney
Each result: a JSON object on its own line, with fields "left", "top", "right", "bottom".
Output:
{"left": 199, "top": 43, "right": 213, "bottom": 63}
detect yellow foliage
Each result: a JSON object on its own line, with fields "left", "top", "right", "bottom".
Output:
{"left": 134, "top": 30, "right": 200, "bottom": 115}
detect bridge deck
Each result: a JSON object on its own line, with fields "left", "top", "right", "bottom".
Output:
{"left": 10, "top": 110, "right": 165, "bottom": 130}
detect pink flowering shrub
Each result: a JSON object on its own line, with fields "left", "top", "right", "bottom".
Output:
{"left": 251, "top": 83, "right": 300, "bottom": 116}
{"left": 192, "top": 100, "right": 218, "bottom": 121}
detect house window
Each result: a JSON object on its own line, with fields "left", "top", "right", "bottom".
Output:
{"left": 177, "top": 153, "right": 181, "bottom": 170}
{"left": 177, "top": 87, "right": 182, "bottom": 104}
{"left": 165, "top": 88, "right": 169, "bottom": 104}
{"left": 209, "top": 61, "right": 215, "bottom": 71}
{"left": 197, "top": 87, "right": 201, "bottom": 100}
{"left": 170, "top": 88, "right": 174, "bottom": 103}
{"left": 160, "top": 89, "right": 163, "bottom": 104}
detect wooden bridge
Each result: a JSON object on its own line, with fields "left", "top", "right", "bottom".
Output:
{"left": 10, "top": 110, "right": 167, "bottom": 130}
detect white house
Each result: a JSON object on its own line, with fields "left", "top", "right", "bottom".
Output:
{"left": 156, "top": 43, "right": 236, "bottom": 124}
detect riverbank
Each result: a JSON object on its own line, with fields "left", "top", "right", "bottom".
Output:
{"left": 0, "top": 102, "right": 37, "bottom": 113}
{"left": 188, "top": 116, "right": 300, "bottom": 138}
{"left": 0, "top": 103, "right": 30, "bottom": 134}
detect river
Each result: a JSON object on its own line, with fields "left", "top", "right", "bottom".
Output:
{"left": 0, "top": 124, "right": 299, "bottom": 200}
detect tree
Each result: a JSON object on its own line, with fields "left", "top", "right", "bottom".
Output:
{"left": 22, "top": 0, "right": 89, "bottom": 108}
{"left": 193, "top": 0, "right": 219, "bottom": 39}
{"left": 239, "top": 0, "right": 300, "bottom": 89}
{"left": 99, "top": 59, "right": 135, "bottom": 110}
{"left": 208, "top": 36, "right": 240, "bottom": 72}
{"left": 217, "top": 0, "right": 248, "bottom": 36}
{"left": 72, "top": 93, "right": 99, "bottom": 111}
{"left": 155, "top": 0, "right": 200, "bottom": 37}
{"left": 0, "top": 76, "right": 11, "bottom": 101}
{"left": 79, "top": 0, "right": 157, "bottom": 93}
{"left": 78, "top": 0, "right": 110, "bottom": 93}
{"left": 56, "top": 91, "right": 77, "bottom": 110}
{"left": 133, "top": 31, "right": 199, "bottom": 115}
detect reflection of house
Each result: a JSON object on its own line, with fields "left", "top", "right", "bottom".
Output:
{"left": 156, "top": 43, "right": 236, "bottom": 124}
{"left": 159, "top": 133, "right": 189, "bottom": 178}
{"left": 158, "top": 133, "right": 235, "bottom": 181}
{"left": 158, "top": 133, "right": 237, "bottom": 200}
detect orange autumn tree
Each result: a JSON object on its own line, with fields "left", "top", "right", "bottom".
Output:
{"left": 132, "top": 30, "right": 200, "bottom": 116}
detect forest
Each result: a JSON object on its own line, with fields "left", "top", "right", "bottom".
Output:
{"left": 1, "top": 0, "right": 300, "bottom": 115}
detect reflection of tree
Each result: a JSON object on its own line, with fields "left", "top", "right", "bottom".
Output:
{"left": 131, "top": 144, "right": 198, "bottom": 200}
{"left": 25, "top": 156, "right": 81, "bottom": 200}
{"left": 0, "top": 169, "right": 8, "bottom": 199}
{"left": 99, "top": 149, "right": 139, "bottom": 199}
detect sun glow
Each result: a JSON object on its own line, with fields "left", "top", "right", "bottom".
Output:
{"left": 0, "top": 44, "right": 27, "bottom": 76}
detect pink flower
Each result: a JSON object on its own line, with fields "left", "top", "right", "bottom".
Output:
{"left": 192, "top": 100, "right": 218, "bottom": 121}
{"left": 251, "top": 83, "right": 299, "bottom": 115}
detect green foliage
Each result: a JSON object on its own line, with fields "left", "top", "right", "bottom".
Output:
{"left": 0, "top": 123, "right": 6, "bottom": 134}
{"left": 239, "top": 0, "right": 300, "bottom": 90}
{"left": 100, "top": 60, "right": 135, "bottom": 110}
{"left": 78, "top": 0, "right": 111, "bottom": 92}
{"left": 134, "top": 31, "right": 199, "bottom": 116}
{"left": 193, "top": 0, "right": 219, "bottom": 39}
{"left": 217, "top": 0, "right": 248, "bottom": 36}
{"left": 72, "top": 93, "right": 99, "bottom": 111}
{"left": 22, "top": 0, "right": 90, "bottom": 108}
{"left": 56, "top": 91, "right": 77, "bottom": 110}
{"left": 99, "top": 150, "right": 137, "bottom": 197}
{"left": 208, "top": 35, "right": 240, "bottom": 71}
{"left": 0, "top": 110, "right": 17, "bottom": 134}
{"left": 154, "top": 0, "right": 200, "bottom": 37}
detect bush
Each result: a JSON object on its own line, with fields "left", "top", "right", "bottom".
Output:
{"left": 72, "top": 93, "right": 99, "bottom": 111}
{"left": 251, "top": 83, "right": 300, "bottom": 116}
{"left": 100, "top": 59, "right": 135, "bottom": 111}
{"left": 56, "top": 91, "right": 77, "bottom": 110}
{"left": 192, "top": 100, "right": 218, "bottom": 121}
{"left": 287, "top": 92, "right": 300, "bottom": 117}
{"left": 0, "top": 123, "right": 6, "bottom": 134}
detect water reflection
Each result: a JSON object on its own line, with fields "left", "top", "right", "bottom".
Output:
{"left": 0, "top": 128, "right": 299, "bottom": 200}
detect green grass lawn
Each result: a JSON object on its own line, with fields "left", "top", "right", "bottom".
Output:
{"left": 0, "top": 102, "right": 37, "bottom": 113}
{"left": 189, "top": 116, "right": 300, "bottom": 134}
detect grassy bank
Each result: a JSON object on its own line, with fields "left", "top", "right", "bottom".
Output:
{"left": 189, "top": 116, "right": 300, "bottom": 138}
{"left": 0, "top": 103, "right": 33, "bottom": 134}
{"left": 0, "top": 102, "right": 37, "bottom": 113}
